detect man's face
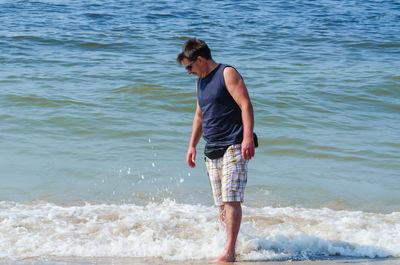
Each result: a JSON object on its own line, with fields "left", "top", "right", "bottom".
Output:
{"left": 183, "top": 57, "right": 200, "bottom": 77}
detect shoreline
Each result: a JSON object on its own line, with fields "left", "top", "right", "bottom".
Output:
{"left": 1, "top": 257, "right": 399, "bottom": 265}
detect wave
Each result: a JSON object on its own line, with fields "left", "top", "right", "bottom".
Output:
{"left": 10, "top": 35, "right": 132, "bottom": 51}
{"left": 1, "top": 200, "right": 399, "bottom": 261}
{"left": 3, "top": 94, "right": 96, "bottom": 108}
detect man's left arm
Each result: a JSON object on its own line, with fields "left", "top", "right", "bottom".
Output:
{"left": 224, "top": 67, "right": 255, "bottom": 160}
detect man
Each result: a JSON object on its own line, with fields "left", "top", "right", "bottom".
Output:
{"left": 177, "top": 38, "right": 255, "bottom": 263}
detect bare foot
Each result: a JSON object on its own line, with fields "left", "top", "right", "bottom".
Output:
{"left": 212, "top": 251, "right": 235, "bottom": 263}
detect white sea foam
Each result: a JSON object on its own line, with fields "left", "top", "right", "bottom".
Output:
{"left": 0, "top": 200, "right": 399, "bottom": 261}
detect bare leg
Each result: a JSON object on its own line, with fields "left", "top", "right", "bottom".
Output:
{"left": 213, "top": 202, "right": 242, "bottom": 263}
{"left": 219, "top": 205, "right": 225, "bottom": 223}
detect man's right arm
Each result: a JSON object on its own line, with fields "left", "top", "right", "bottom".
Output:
{"left": 186, "top": 100, "right": 203, "bottom": 168}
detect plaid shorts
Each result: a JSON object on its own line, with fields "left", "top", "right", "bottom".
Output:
{"left": 205, "top": 144, "right": 248, "bottom": 207}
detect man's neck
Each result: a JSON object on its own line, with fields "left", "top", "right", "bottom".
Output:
{"left": 203, "top": 60, "right": 219, "bottom": 77}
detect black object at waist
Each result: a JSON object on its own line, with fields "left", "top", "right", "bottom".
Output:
{"left": 204, "top": 133, "right": 259, "bottom": 160}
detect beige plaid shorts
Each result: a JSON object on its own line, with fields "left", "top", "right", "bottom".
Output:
{"left": 205, "top": 144, "right": 248, "bottom": 207}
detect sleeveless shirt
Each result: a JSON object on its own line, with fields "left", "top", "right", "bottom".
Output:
{"left": 197, "top": 64, "right": 243, "bottom": 146}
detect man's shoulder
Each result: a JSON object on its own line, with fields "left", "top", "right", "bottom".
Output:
{"left": 223, "top": 65, "right": 242, "bottom": 80}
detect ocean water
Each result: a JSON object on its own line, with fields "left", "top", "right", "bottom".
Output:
{"left": 1, "top": 0, "right": 400, "bottom": 262}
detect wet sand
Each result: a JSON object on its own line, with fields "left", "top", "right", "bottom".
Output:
{"left": 1, "top": 257, "right": 399, "bottom": 265}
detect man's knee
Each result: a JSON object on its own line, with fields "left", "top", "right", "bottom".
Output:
{"left": 224, "top": 201, "right": 241, "bottom": 207}
{"left": 223, "top": 202, "right": 242, "bottom": 215}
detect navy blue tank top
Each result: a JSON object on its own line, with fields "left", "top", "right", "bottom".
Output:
{"left": 197, "top": 64, "right": 243, "bottom": 146}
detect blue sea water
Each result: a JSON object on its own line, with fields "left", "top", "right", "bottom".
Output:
{"left": 0, "top": 0, "right": 400, "bottom": 261}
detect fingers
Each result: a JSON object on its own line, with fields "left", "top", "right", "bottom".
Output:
{"left": 242, "top": 145, "right": 255, "bottom": 160}
{"left": 189, "top": 156, "right": 196, "bottom": 168}
{"left": 186, "top": 149, "right": 196, "bottom": 168}
{"left": 187, "top": 155, "right": 195, "bottom": 168}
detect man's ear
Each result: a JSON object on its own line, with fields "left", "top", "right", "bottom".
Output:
{"left": 197, "top": 56, "right": 204, "bottom": 64}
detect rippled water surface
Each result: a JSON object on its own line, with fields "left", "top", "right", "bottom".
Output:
{"left": 1, "top": 0, "right": 400, "bottom": 261}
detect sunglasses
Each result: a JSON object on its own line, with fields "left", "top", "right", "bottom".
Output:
{"left": 185, "top": 59, "right": 196, "bottom": 71}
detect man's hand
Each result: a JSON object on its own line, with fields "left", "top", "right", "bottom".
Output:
{"left": 186, "top": 146, "right": 197, "bottom": 168}
{"left": 241, "top": 137, "right": 255, "bottom": 161}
